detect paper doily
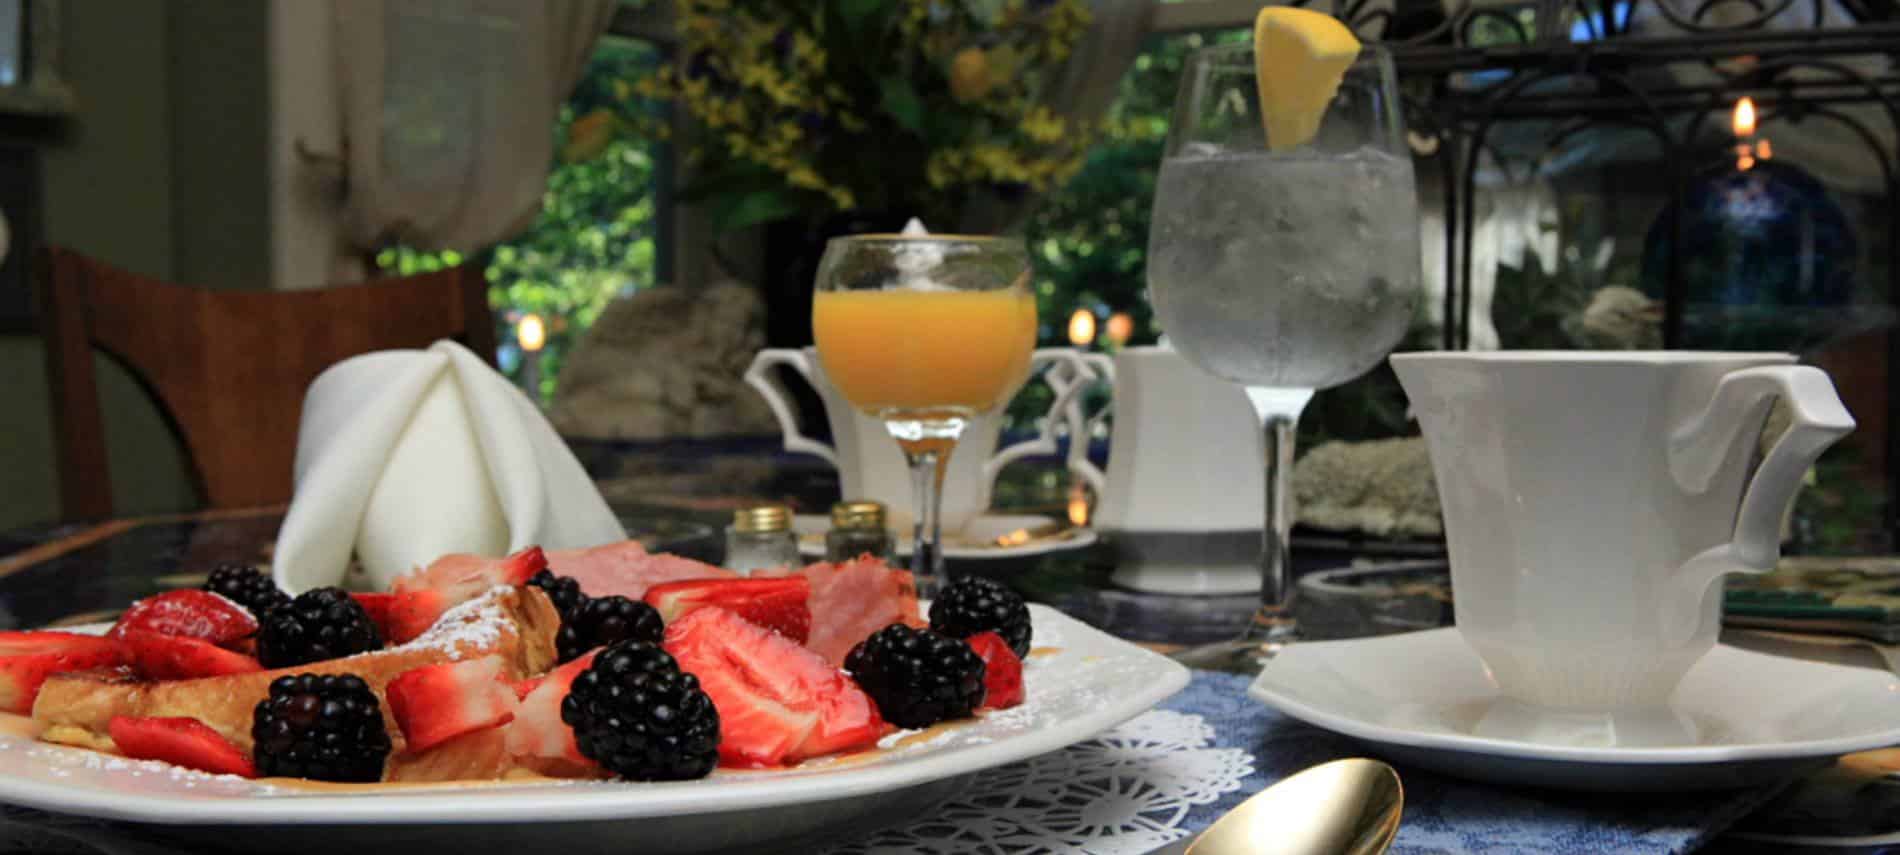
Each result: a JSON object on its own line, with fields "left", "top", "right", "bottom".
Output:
{"left": 825, "top": 710, "right": 1253, "bottom": 854}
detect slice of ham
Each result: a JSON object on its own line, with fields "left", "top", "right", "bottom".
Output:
{"left": 545, "top": 541, "right": 733, "bottom": 601}
{"left": 762, "top": 557, "right": 922, "bottom": 666}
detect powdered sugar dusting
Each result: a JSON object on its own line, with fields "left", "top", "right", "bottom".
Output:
{"left": 21, "top": 737, "right": 275, "bottom": 790}
{"left": 405, "top": 585, "right": 511, "bottom": 660}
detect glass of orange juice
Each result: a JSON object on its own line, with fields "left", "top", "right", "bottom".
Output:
{"left": 812, "top": 234, "right": 1036, "bottom": 588}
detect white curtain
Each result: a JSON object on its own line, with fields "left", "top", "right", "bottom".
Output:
{"left": 322, "top": 0, "right": 614, "bottom": 281}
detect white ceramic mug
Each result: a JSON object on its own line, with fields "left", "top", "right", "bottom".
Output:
{"left": 745, "top": 347, "right": 1096, "bottom": 533}
{"left": 1070, "top": 346, "right": 1266, "bottom": 594}
{"left": 1394, "top": 351, "right": 1854, "bottom": 713}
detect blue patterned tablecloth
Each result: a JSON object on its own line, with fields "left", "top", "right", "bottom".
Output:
{"left": 1169, "top": 671, "right": 1788, "bottom": 855}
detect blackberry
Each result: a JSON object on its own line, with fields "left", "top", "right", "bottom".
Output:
{"left": 202, "top": 563, "right": 291, "bottom": 618}
{"left": 256, "top": 587, "right": 383, "bottom": 668}
{"left": 929, "top": 576, "right": 1032, "bottom": 658}
{"left": 251, "top": 673, "right": 391, "bottom": 782}
{"left": 561, "top": 640, "right": 720, "bottom": 780}
{"left": 526, "top": 569, "right": 590, "bottom": 619}
{"left": 555, "top": 595, "right": 664, "bottom": 663}
{"left": 845, "top": 624, "right": 986, "bottom": 729}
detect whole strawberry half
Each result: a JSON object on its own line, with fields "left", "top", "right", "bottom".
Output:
{"left": 645, "top": 576, "right": 812, "bottom": 644}
{"left": 966, "top": 631, "right": 1024, "bottom": 711}
{"left": 108, "top": 715, "right": 254, "bottom": 777}
{"left": 109, "top": 590, "right": 258, "bottom": 646}
{"left": 0, "top": 631, "right": 125, "bottom": 713}
{"left": 665, "top": 606, "right": 882, "bottom": 767}
{"left": 387, "top": 656, "right": 518, "bottom": 754}
{"left": 119, "top": 632, "right": 262, "bottom": 681}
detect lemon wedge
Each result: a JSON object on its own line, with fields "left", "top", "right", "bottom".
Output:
{"left": 1252, "top": 7, "right": 1362, "bottom": 151}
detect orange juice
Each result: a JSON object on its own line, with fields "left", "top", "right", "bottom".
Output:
{"left": 813, "top": 289, "right": 1037, "bottom": 419}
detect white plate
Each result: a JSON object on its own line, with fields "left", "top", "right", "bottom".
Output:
{"left": 794, "top": 514, "right": 1098, "bottom": 561}
{"left": 0, "top": 606, "right": 1185, "bottom": 853}
{"left": 1249, "top": 628, "right": 1900, "bottom": 791}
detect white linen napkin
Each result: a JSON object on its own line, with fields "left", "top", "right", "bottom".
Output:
{"left": 272, "top": 340, "right": 626, "bottom": 593}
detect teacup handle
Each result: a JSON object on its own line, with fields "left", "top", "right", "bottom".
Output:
{"left": 743, "top": 350, "right": 839, "bottom": 467}
{"left": 1667, "top": 365, "right": 1854, "bottom": 598}
{"left": 979, "top": 350, "right": 1100, "bottom": 503}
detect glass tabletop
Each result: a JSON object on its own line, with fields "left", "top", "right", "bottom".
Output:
{"left": 0, "top": 447, "right": 1894, "bottom": 852}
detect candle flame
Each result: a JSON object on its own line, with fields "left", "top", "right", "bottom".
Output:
{"left": 1067, "top": 309, "right": 1096, "bottom": 347}
{"left": 1105, "top": 312, "right": 1134, "bottom": 346}
{"left": 1733, "top": 97, "right": 1757, "bottom": 138}
{"left": 1756, "top": 139, "right": 1773, "bottom": 161}
{"left": 518, "top": 314, "right": 547, "bottom": 352}
{"left": 1067, "top": 483, "right": 1090, "bottom": 527}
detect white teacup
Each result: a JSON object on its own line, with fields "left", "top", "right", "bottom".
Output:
{"left": 1394, "top": 351, "right": 1854, "bottom": 714}
{"left": 1070, "top": 346, "right": 1265, "bottom": 594}
{"left": 746, "top": 347, "right": 1096, "bottom": 534}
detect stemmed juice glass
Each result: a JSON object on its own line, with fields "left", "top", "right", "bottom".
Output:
{"left": 1147, "top": 42, "right": 1420, "bottom": 660}
{"left": 811, "top": 235, "right": 1037, "bottom": 592}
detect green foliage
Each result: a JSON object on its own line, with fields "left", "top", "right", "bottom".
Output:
{"left": 379, "top": 38, "right": 666, "bottom": 404}
{"left": 644, "top": 0, "right": 1095, "bottom": 231}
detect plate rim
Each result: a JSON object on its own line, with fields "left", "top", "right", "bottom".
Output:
{"left": 1248, "top": 627, "right": 1900, "bottom": 766}
{"left": 0, "top": 605, "right": 1187, "bottom": 826}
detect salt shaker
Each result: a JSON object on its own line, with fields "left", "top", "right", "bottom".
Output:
{"left": 725, "top": 504, "right": 798, "bottom": 575}
{"left": 825, "top": 500, "right": 893, "bottom": 564}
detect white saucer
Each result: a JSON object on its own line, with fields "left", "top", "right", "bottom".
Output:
{"left": 794, "top": 514, "right": 1098, "bottom": 561}
{"left": 1249, "top": 628, "right": 1900, "bottom": 791}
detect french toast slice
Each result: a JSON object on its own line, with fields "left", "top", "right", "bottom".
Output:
{"left": 33, "top": 586, "right": 559, "bottom": 758}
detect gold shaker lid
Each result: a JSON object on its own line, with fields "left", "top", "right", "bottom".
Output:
{"left": 830, "top": 500, "right": 887, "bottom": 530}
{"left": 733, "top": 504, "right": 792, "bottom": 533}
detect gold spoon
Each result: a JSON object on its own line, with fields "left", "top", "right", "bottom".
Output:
{"left": 1149, "top": 758, "right": 1403, "bottom": 855}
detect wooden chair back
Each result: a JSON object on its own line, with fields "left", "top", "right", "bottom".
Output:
{"left": 39, "top": 247, "right": 496, "bottom": 520}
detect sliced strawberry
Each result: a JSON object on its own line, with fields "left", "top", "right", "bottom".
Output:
{"left": 393, "top": 546, "right": 548, "bottom": 602}
{"left": 385, "top": 546, "right": 548, "bottom": 643}
{"left": 0, "top": 631, "right": 125, "bottom": 713}
{"left": 350, "top": 592, "right": 400, "bottom": 641}
{"left": 120, "top": 632, "right": 262, "bottom": 680}
{"left": 383, "top": 589, "right": 451, "bottom": 645}
{"left": 967, "top": 632, "right": 1024, "bottom": 710}
{"left": 387, "top": 655, "right": 517, "bottom": 753}
{"left": 498, "top": 546, "right": 550, "bottom": 585}
{"left": 646, "top": 577, "right": 811, "bottom": 643}
{"left": 665, "top": 607, "right": 883, "bottom": 767}
{"left": 504, "top": 649, "right": 600, "bottom": 770}
{"left": 108, "top": 590, "right": 257, "bottom": 645}
{"left": 108, "top": 715, "right": 255, "bottom": 777}
{"left": 511, "top": 675, "right": 543, "bottom": 702}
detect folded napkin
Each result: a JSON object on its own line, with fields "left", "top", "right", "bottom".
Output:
{"left": 1173, "top": 672, "right": 1787, "bottom": 855}
{"left": 273, "top": 340, "right": 625, "bottom": 593}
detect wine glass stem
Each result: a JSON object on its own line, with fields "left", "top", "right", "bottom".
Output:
{"left": 1243, "top": 386, "right": 1312, "bottom": 642}
{"left": 1261, "top": 413, "right": 1299, "bottom": 611}
{"left": 903, "top": 447, "right": 949, "bottom": 597}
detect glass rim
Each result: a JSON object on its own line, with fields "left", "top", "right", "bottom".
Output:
{"left": 1187, "top": 39, "right": 1391, "bottom": 69}
{"left": 827, "top": 233, "right": 1025, "bottom": 245}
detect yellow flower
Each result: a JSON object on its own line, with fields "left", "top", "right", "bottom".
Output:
{"left": 561, "top": 109, "right": 615, "bottom": 163}
{"left": 1020, "top": 106, "right": 1066, "bottom": 144}
{"left": 786, "top": 166, "right": 824, "bottom": 190}
{"left": 949, "top": 48, "right": 993, "bottom": 103}
{"left": 792, "top": 32, "right": 825, "bottom": 69}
